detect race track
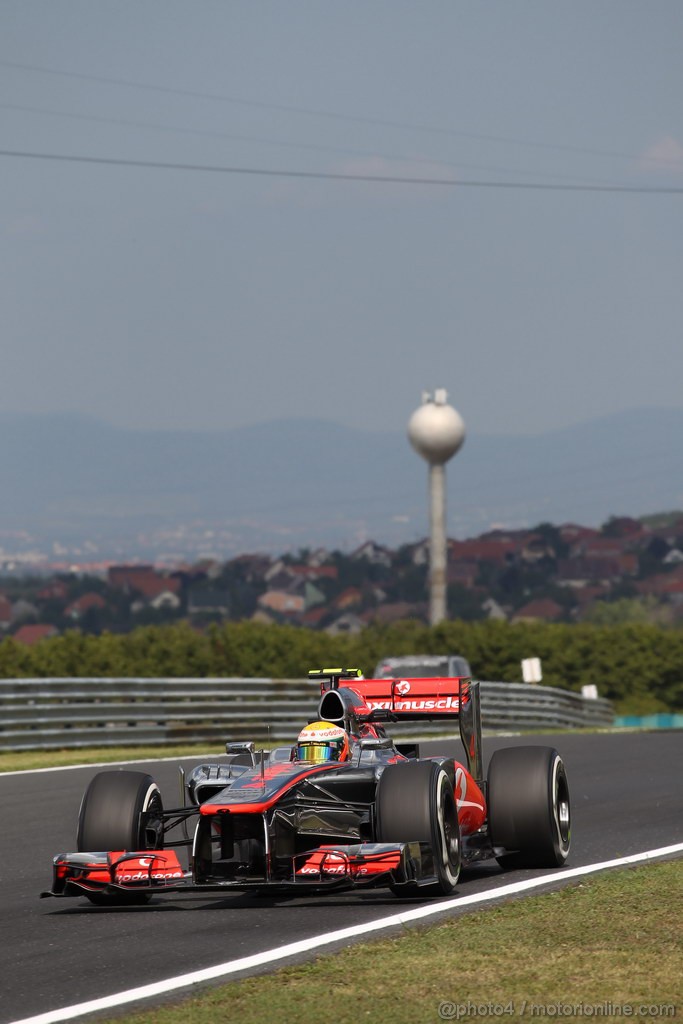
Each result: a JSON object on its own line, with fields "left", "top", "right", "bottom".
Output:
{"left": 1, "top": 731, "right": 681, "bottom": 1023}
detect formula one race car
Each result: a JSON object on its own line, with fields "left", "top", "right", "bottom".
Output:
{"left": 43, "top": 669, "right": 571, "bottom": 904}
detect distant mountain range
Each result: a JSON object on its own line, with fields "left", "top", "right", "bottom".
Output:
{"left": 1, "top": 408, "right": 682, "bottom": 558}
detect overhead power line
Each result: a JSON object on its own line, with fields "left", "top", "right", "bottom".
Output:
{"left": 1, "top": 147, "right": 682, "bottom": 193}
{"left": 2, "top": 57, "right": 682, "bottom": 170}
{"left": 0, "top": 102, "right": 627, "bottom": 187}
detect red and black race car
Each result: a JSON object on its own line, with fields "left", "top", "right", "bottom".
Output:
{"left": 43, "top": 669, "right": 571, "bottom": 904}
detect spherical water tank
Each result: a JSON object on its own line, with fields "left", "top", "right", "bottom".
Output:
{"left": 407, "top": 389, "right": 466, "bottom": 466}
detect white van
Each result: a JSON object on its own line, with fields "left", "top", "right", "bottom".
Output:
{"left": 372, "top": 654, "right": 472, "bottom": 679}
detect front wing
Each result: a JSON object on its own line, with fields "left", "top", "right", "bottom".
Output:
{"left": 42, "top": 841, "right": 437, "bottom": 899}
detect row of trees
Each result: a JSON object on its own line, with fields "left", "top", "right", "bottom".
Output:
{"left": 1, "top": 620, "right": 680, "bottom": 714}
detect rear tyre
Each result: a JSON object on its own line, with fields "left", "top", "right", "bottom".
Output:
{"left": 376, "top": 761, "right": 460, "bottom": 897}
{"left": 77, "top": 770, "right": 164, "bottom": 905}
{"left": 487, "top": 746, "right": 570, "bottom": 869}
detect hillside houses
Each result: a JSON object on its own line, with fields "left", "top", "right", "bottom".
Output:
{"left": 2, "top": 511, "right": 683, "bottom": 641}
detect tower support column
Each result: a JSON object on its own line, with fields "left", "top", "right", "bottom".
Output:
{"left": 429, "top": 463, "right": 447, "bottom": 626}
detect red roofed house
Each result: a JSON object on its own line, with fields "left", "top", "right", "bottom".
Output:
{"left": 638, "top": 566, "right": 683, "bottom": 604}
{"left": 108, "top": 565, "right": 154, "bottom": 590}
{"left": 132, "top": 576, "right": 181, "bottom": 601}
{"left": 511, "top": 599, "right": 564, "bottom": 623}
{"left": 37, "top": 580, "right": 69, "bottom": 602}
{"left": 447, "top": 560, "right": 479, "bottom": 587}
{"left": 109, "top": 566, "right": 181, "bottom": 598}
{"left": 64, "top": 593, "right": 107, "bottom": 621}
{"left": 569, "top": 536, "right": 627, "bottom": 558}
{"left": 558, "top": 524, "right": 601, "bottom": 545}
{"left": 361, "top": 602, "right": 425, "bottom": 625}
{"left": 258, "top": 590, "right": 305, "bottom": 615}
{"left": 14, "top": 624, "right": 58, "bottom": 646}
{"left": 557, "top": 555, "right": 638, "bottom": 586}
{"left": 109, "top": 566, "right": 182, "bottom": 612}
{"left": 333, "top": 587, "right": 363, "bottom": 611}
{"left": 449, "top": 539, "right": 517, "bottom": 565}
{"left": 299, "top": 606, "right": 329, "bottom": 629}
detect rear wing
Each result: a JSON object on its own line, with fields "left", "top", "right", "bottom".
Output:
{"left": 309, "top": 668, "right": 483, "bottom": 781}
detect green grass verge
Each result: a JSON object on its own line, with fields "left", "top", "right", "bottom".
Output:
{"left": 101, "top": 860, "right": 681, "bottom": 1024}
{"left": 0, "top": 744, "right": 225, "bottom": 773}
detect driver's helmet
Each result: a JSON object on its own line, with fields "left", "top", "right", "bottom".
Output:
{"left": 296, "top": 721, "right": 350, "bottom": 763}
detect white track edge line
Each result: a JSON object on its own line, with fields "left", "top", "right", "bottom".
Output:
{"left": 11, "top": 842, "right": 683, "bottom": 1024}
{"left": 0, "top": 755, "right": 220, "bottom": 777}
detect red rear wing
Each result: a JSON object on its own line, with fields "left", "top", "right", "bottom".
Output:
{"left": 343, "top": 676, "right": 467, "bottom": 717}
{"left": 310, "top": 668, "right": 483, "bottom": 781}
{"left": 311, "top": 668, "right": 470, "bottom": 720}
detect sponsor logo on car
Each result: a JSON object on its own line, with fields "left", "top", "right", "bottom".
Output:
{"left": 299, "top": 724, "right": 346, "bottom": 741}
{"left": 116, "top": 870, "right": 184, "bottom": 882}
{"left": 297, "top": 862, "right": 368, "bottom": 877}
{"left": 367, "top": 695, "right": 460, "bottom": 712}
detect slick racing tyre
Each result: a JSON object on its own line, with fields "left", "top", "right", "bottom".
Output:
{"left": 376, "top": 760, "right": 461, "bottom": 897}
{"left": 77, "top": 770, "right": 164, "bottom": 905}
{"left": 487, "top": 746, "right": 571, "bottom": 869}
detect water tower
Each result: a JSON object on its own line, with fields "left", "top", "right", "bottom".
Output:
{"left": 408, "top": 389, "right": 466, "bottom": 626}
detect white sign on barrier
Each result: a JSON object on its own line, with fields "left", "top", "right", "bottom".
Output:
{"left": 521, "top": 657, "right": 542, "bottom": 684}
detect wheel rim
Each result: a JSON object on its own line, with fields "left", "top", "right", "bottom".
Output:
{"left": 444, "top": 816, "right": 459, "bottom": 862}
{"left": 142, "top": 790, "right": 164, "bottom": 849}
{"left": 553, "top": 760, "right": 571, "bottom": 853}
{"left": 435, "top": 773, "right": 460, "bottom": 884}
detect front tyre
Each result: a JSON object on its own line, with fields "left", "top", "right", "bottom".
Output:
{"left": 77, "top": 770, "right": 164, "bottom": 851}
{"left": 377, "top": 761, "right": 461, "bottom": 897}
{"left": 77, "top": 770, "right": 164, "bottom": 905}
{"left": 487, "top": 746, "right": 571, "bottom": 869}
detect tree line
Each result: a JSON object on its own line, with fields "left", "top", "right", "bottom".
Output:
{"left": 0, "top": 619, "right": 680, "bottom": 714}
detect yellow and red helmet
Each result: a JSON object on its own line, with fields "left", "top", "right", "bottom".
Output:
{"left": 296, "top": 721, "right": 350, "bottom": 763}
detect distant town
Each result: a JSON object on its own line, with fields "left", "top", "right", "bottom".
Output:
{"left": 2, "top": 511, "right": 683, "bottom": 645}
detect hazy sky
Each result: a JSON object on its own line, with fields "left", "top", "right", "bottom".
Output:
{"left": 2, "top": 2, "right": 682, "bottom": 438}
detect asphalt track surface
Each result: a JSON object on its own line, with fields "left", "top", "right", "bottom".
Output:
{"left": 1, "top": 731, "right": 681, "bottom": 1023}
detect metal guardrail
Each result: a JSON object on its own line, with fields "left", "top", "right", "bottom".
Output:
{"left": 0, "top": 677, "right": 613, "bottom": 752}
